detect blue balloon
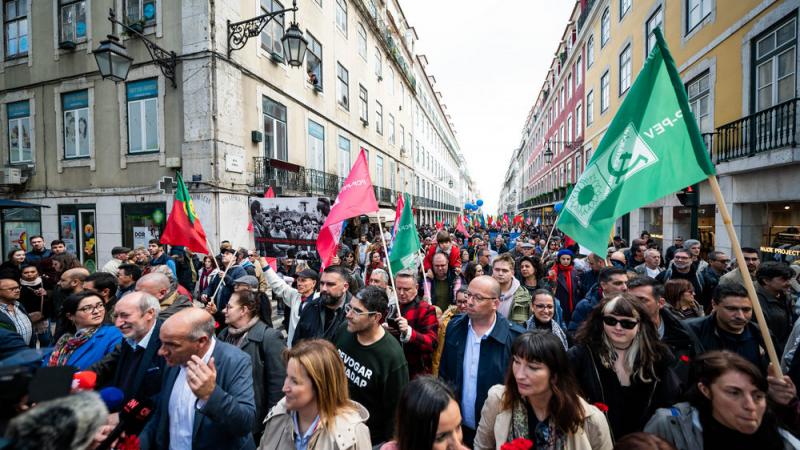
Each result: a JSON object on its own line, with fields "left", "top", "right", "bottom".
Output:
{"left": 464, "top": 203, "right": 471, "bottom": 210}
{"left": 476, "top": 199, "right": 484, "bottom": 207}
{"left": 554, "top": 202, "right": 564, "bottom": 213}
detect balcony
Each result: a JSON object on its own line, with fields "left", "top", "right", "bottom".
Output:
{"left": 710, "top": 98, "right": 798, "bottom": 164}
{"left": 375, "top": 186, "right": 395, "bottom": 205}
{"left": 253, "top": 157, "right": 342, "bottom": 198}
{"left": 352, "top": 0, "right": 417, "bottom": 90}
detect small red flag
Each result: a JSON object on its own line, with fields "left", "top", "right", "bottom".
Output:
{"left": 264, "top": 186, "right": 276, "bottom": 198}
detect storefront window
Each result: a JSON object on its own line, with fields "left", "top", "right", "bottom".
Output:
{"left": 762, "top": 202, "right": 800, "bottom": 263}
{"left": 2, "top": 207, "right": 40, "bottom": 259}
{"left": 59, "top": 204, "right": 96, "bottom": 272}
{"left": 642, "top": 207, "right": 664, "bottom": 248}
{"left": 672, "top": 205, "right": 716, "bottom": 257}
{"left": 122, "top": 202, "right": 166, "bottom": 249}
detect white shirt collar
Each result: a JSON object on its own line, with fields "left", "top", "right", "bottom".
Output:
{"left": 129, "top": 321, "right": 157, "bottom": 349}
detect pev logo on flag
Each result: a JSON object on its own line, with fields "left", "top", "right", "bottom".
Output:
{"left": 565, "top": 122, "right": 658, "bottom": 227}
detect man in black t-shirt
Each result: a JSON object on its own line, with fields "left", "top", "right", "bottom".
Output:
{"left": 335, "top": 286, "right": 409, "bottom": 445}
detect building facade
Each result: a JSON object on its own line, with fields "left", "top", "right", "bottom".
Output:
{"left": 511, "top": 0, "right": 799, "bottom": 258}
{"left": 0, "top": 0, "right": 468, "bottom": 268}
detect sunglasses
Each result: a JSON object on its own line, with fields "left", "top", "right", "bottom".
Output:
{"left": 602, "top": 316, "right": 639, "bottom": 329}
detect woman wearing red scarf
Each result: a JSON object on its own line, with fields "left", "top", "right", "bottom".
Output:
{"left": 549, "top": 249, "right": 582, "bottom": 323}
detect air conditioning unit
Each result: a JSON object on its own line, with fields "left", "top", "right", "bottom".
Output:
{"left": 0, "top": 167, "right": 25, "bottom": 185}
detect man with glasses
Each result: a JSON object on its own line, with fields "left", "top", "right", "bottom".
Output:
{"left": 657, "top": 249, "right": 707, "bottom": 301}
{"left": 384, "top": 270, "right": 437, "bottom": 379}
{"left": 292, "top": 265, "right": 351, "bottom": 346}
{"left": 719, "top": 247, "right": 762, "bottom": 290}
{"left": 438, "top": 275, "right": 525, "bottom": 447}
{"left": 0, "top": 276, "right": 32, "bottom": 346}
{"left": 334, "top": 285, "right": 408, "bottom": 445}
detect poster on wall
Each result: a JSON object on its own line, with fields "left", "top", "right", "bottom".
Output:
{"left": 60, "top": 215, "right": 77, "bottom": 254}
{"left": 133, "top": 226, "right": 161, "bottom": 249}
{"left": 249, "top": 197, "right": 331, "bottom": 261}
{"left": 6, "top": 228, "right": 27, "bottom": 252}
{"left": 80, "top": 210, "right": 97, "bottom": 273}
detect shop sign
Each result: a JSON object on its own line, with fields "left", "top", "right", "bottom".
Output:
{"left": 760, "top": 246, "right": 800, "bottom": 257}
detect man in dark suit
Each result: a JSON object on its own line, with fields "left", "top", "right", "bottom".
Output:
{"left": 140, "top": 308, "right": 256, "bottom": 450}
{"left": 90, "top": 291, "right": 166, "bottom": 401}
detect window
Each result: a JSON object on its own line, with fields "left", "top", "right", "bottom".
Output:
{"left": 59, "top": 0, "right": 87, "bottom": 45}
{"left": 389, "top": 160, "right": 396, "bottom": 190}
{"left": 126, "top": 78, "right": 159, "bottom": 154}
{"left": 125, "top": 0, "right": 156, "bottom": 27}
{"left": 586, "top": 90, "right": 594, "bottom": 125}
{"left": 587, "top": 35, "right": 595, "bottom": 67}
{"left": 375, "top": 101, "right": 383, "bottom": 134}
{"left": 567, "top": 74, "right": 572, "bottom": 98}
{"left": 560, "top": 88, "right": 565, "bottom": 110}
{"left": 575, "top": 103, "right": 583, "bottom": 137}
{"left": 6, "top": 100, "right": 31, "bottom": 163}
{"left": 600, "top": 71, "right": 610, "bottom": 112}
{"left": 575, "top": 56, "right": 582, "bottom": 85}
{"left": 307, "top": 120, "right": 324, "bottom": 172}
{"left": 620, "top": 0, "right": 631, "bottom": 19}
{"left": 566, "top": 114, "right": 573, "bottom": 143}
{"left": 374, "top": 47, "right": 382, "bottom": 78}
{"left": 336, "top": 62, "right": 349, "bottom": 109}
{"left": 263, "top": 96, "right": 287, "bottom": 160}
{"left": 62, "top": 90, "right": 90, "bottom": 159}
{"left": 338, "top": 136, "right": 351, "bottom": 177}
{"left": 400, "top": 125, "right": 405, "bottom": 149}
{"left": 3, "top": 0, "right": 28, "bottom": 58}
{"left": 335, "top": 0, "right": 347, "bottom": 35}
{"left": 646, "top": 6, "right": 663, "bottom": 55}
{"left": 687, "top": 72, "right": 711, "bottom": 132}
{"left": 359, "top": 85, "right": 368, "bottom": 122}
{"left": 754, "top": 18, "right": 796, "bottom": 111}
{"left": 357, "top": 23, "right": 367, "bottom": 59}
{"left": 601, "top": 8, "right": 610, "bottom": 47}
{"left": 575, "top": 153, "right": 583, "bottom": 176}
{"left": 375, "top": 154, "right": 384, "bottom": 187}
{"left": 305, "top": 33, "right": 322, "bottom": 89}
{"left": 686, "top": 0, "right": 711, "bottom": 33}
{"left": 388, "top": 114, "right": 395, "bottom": 144}
{"left": 619, "top": 44, "right": 632, "bottom": 94}
{"left": 260, "top": 0, "right": 285, "bottom": 57}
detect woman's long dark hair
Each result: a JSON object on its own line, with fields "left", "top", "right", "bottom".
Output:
{"left": 516, "top": 255, "right": 543, "bottom": 284}
{"left": 394, "top": 376, "right": 457, "bottom": 450}
{"left": 463, "top": 262, "right": 481, "bottom": 284}
{"left": 502, "top": 331, "right": 586, "bottom": 434}
{"left": 575, "top": 294, "right": 668, "bottom": 383}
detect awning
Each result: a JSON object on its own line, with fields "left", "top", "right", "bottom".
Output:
{"left": 0, "top": 199, "right": 50, "bottom": 208}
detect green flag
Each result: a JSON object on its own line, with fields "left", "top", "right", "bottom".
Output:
{"left": 389, "top": 193, "right": 421, "bottom": 274}
{"left": 556, "top": 28, "right": 715, "bottom": 256}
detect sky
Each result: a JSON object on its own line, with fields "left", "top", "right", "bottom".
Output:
{"left": 401, "top": 0, "right": 575, "bottom": 215}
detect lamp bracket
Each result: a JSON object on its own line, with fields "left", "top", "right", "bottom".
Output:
{"left": 227, "top": 6, "right": 298, "bottom": 58}
{"left": 108, "top": 9, "right": 177, "bottom": 87}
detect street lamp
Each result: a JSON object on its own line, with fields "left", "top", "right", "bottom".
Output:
{"left": 543, "top": 146, "right": 554, "bottom": 165}
{"left": 93, "top": 34, "right": 133, "bottom": 83}
{"left": 228, "top": 0, "right": 308, "bottom": 67}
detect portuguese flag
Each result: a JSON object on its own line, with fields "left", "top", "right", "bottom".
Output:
{"left": 160, "top": 172, "right": 210, "bottom": 254}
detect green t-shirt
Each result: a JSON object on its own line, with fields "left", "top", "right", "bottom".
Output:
{"left": 335, "top": 327, "right": 409, "bottom": 444}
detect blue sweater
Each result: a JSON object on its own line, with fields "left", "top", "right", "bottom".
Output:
{"left": 44, "top": 325, "right": 123, "bottom": 370}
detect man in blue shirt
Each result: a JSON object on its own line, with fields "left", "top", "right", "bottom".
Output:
{"left": 438, "top": 275, "right": 524, "bottom": 447}
{"left": 24, "top": 235, "right": 52, "bottom": 266}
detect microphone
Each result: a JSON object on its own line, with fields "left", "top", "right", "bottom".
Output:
{"left": 72, "top": 370, "right": 97, "bottom": 391}
{"left": 96, "top": 396, "right": 154, "bottom": 450}
{"left": 99, "top": 386, "right": 125, "bottom": 413}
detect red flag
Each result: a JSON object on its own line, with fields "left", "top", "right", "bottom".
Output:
{"left": 488, "top": 215, "right": 494, "bottom": 226}
{"left": 316, "top": 149, "right": 378, "bottom": 267}
{"left": 394, "top": 193, "right": 405, "bottom": 227}
{"left": 503, "top": 214, "right": 510, "bottom": 226}
{"left": 160, "top": 172, "right": 210, "bottom": 254}
{"left": 264, "top": 186, "right": 275, "bottom": 198}
{"left": 564, "top": 235, "right": 576, "bottom": 248}
{"left": 456, "top": 215, "right": 470, "bottom": 238}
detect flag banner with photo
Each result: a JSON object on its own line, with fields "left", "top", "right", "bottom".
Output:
{"left": 250, "top": 196, "right": 331, "bottom": 261}
{"left": 556, "top": 28, "right": 715, "bottom": 256}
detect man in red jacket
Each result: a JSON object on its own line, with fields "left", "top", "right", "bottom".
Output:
{"left": 385, "top": 269, "right": 438, "bottom": 378}
{"left": 423, "top": 230, "right": 462, "bottom": 276}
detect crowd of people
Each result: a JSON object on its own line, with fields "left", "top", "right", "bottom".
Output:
{"left": 1, "top": 224, "right": 800, "bottom": 450}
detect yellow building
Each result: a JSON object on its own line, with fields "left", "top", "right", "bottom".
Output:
{"left": 575, "top": 0, "right": 798, "bottom": 256}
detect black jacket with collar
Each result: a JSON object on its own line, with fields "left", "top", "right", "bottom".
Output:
{"left": 291, "top": 291, "right": 352, "bottom": 347}
{"left": 682, "top": 313, "right": 770, "bottom": 373}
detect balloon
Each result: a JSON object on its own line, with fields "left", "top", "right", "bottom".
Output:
{"left": 464, "top": 203, "right": 471, "bottom": 210}
{"left": 476, "top": 199, "right": 484, "bottom": 207}
{"left": 554, "top": 202, "right": 564, "bottom": 213}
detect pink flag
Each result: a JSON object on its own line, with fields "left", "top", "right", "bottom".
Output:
{"left": 456, "top": 214, "right": 470, "bottom": 238}
{"left": 317, "top": 149, "right": 379, "bottom": 267}
{"left": 264, "top": 186, "right": 276, "bottom": 198}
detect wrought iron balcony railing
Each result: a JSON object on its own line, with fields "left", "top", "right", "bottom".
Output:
{"left": 712, "top": 97, "right": 798, "bottom": 163}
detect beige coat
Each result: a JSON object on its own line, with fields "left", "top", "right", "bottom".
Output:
{"left": 474, "top": 385, "right": 613, "bottom": 450}
{"left": 258, "top": 398, "right": 372, "bottom": 450}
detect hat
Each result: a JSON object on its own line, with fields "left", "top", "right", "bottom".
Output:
{"left": 518, "top": 242, "right": 534, "bottom": 249}
{"left": 233, "top": 275, "right": 258, "bottom": 289}
{"left": 169, "top": 246, "right": 185, "bottom": 256}
{"left": 557, "top": 249, "right": 575, "bottom": 258}
{"left": 296, "top": 268, "right": 319, "bottom": 280}
{"left": 111, "top": 246, "right": 131, "bottom": 256}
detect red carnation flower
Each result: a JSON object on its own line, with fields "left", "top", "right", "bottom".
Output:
{"left": 214, "top": 321, "right": 220, "bottom": 329}
{"left": 500, "top": 438, "right": 533, "bottom": 450}
{"left": 594, "top": 402, "right": 609, "bottom": 413}
{"left": 117, "top": 435, "right": 141, "bottom": 450}
{"left": 680, "top": 355, "right": 690, "bottom": 363}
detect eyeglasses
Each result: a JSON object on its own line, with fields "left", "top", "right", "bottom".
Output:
{"left": 77, "top": 302, "right": 106, "bottom": 314}
{"left": 0, "top": 286, "right": 20, "bottom": 291}
{"left": 465, "top": 291, "right": 497, "bottom": 302}
{"left": 602, "top": 316, "right": 639, "bottom": 329}
{"left": 344, "top": 304, "right": 377, "bottom": 317}
{"left": 533, "top": 304, "right": 554, "bottom": 310}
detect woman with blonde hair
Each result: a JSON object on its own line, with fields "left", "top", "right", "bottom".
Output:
{"left": 259, "top": 339, "right": 371, "bottom": 450}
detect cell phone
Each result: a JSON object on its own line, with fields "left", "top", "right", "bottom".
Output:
{"left": 386, "top": 318, "right": 399, "bottom": 329}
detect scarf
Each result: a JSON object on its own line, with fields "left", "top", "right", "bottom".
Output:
{"left": 47, "top": 327, "right": 99, "bottom": 367}
{"left": 223, "top": 317, "right": 260, "bottom": 346}
{"left": 555, "top": 264, "right": 576, "bottom": 313}
{"left": 199, "top": 268, "right": 217, "bottom": 292}
{"left": 508, "top": 400, "right": 566, "bottom": 450}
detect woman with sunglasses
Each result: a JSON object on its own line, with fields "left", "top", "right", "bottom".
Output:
{"left": 568, "top": 294, "right": 680, "bottom": 439}
{"left": 664, "top": 279, "right": 704, "bottom": 320}
{"left": 474, "top": 332, "right": 612, "bottom": 450}
{"left": 645, "top": 351, "right": 800, "bottom": 450}
{"left": 44, "top": 291, "right": 122, "bottom": 370}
